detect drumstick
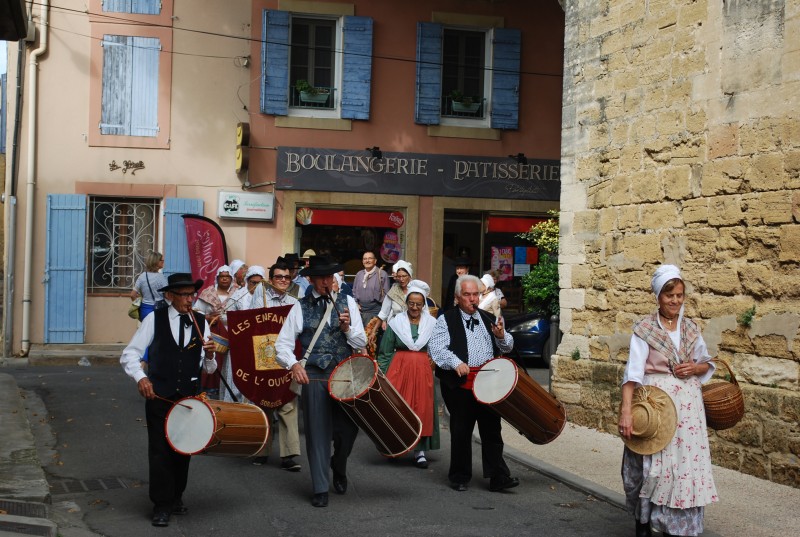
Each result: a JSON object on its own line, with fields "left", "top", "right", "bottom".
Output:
{"left": 308, "top": 379, "right": 351, "bottom": 382}
{"left": 155, "top": 394, "right": 192, "bottom": 409}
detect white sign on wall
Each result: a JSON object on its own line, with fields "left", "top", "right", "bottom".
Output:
{"left": 218, "top": 191, "right": 275, "bottom": 221}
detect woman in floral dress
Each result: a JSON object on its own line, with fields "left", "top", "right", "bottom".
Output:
{"left": 618, "top": 264, "right": 719, "bottom": 537}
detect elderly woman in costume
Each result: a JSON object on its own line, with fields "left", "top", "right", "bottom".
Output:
{"left": 478, "top": 273, "right": 502, "bottom": 319}
{"left": 619, "top": 264, "right": 718, "bottom": 537}
{"left": 376, "top": 280, "right": 440, "bottom": 469}
{"left": 365, "top": 260, "right": 412, "bottom": 353}
{"left": 193, "top": 266, "right": 239, "bottom": 396}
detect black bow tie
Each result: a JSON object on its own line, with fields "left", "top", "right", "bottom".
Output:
{"left": 465, "top": 317, "right": 479, "bottom": 331}
{"left": 314, "top": 295, "right": 328, "bottom": 307}
{"left": 179, "top": 314, "right": 192, "bottom": 328}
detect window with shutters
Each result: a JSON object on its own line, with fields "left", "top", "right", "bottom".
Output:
{"left": 88, "top": 2, "right": 173, "bottom": 148}
{"left": 441, "top": 28, "right": 490, "bottom": 123}
{"left": 88, "top": 197, "right": 160, "bottom": 294}
{"left": 415, "top": 22, "right": 520, "bottom": 131}
{"left": 261, "top": 9, "right": 373, "bottom": 121}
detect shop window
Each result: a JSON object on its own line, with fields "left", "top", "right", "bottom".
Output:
{"left": 88, "top": 197, "right": 159, "bottom": 293}
{"left": 415, "top": 22, "right": 520, "bottom": 129}
{"left": 261, "top": 10, "right": 373, "bottom": 120}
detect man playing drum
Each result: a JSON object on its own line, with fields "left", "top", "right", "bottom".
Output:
{"left": 275, "top": 256, "right": 366, "bottom": 508}
{"left": 429, "top": 274, "right": 519, "bottom": 493}
{"left": 120, "top": 273, "right": 218, "bottom": 527}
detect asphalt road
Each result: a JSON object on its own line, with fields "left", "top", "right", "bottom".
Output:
{"left": 8, "top": 365, "right": 632, "bottom": 537}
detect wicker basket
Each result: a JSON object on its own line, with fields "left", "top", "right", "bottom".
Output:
{"left": 702, "top": 359, "right": 744, "bottom": 430}
{"left": 427, "top": 298, "right": 439, "bottom": 318}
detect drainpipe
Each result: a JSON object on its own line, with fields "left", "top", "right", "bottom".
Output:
{"left": 20, "top": 0, "right": 49, "bottom": 357}
{"left": 2, "top": 41, "right": 25, "bottom": 359}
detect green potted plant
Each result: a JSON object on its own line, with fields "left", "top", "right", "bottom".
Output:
{"left": 295, "top": 79, "right": 329, "bottom": 104}
{"left": 449, "top": 90, "right": 480, "bottom": 113}
{"left": 517, "top": 212, "right": 560, "bottom": 316}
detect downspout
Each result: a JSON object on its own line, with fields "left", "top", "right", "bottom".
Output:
{"left": 2, "top": 41, "right": 25, "bottom": 359}
{"left": 20, "top": 0, "right": 49, "bottom": 356}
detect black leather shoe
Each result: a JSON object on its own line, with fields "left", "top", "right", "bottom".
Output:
{"left": 151, "top": 511, "right": 170, "bottom": 527}
{"left": 172, "top": 500, "right": 188, "bottom": 515}
{"left": 311, "top": 493, "right": 328, "bottom": 507}
{"left": 489, "top": 475, "right": 520, "bottom": 492}
{"left": 332, "top": 475, "right": 348, "bottom": 494}
{"left": 635, "top": 520, "right": 652, "bottom": 537}
{"left": 450, "top": 482, "right": 468, "bottom": 492}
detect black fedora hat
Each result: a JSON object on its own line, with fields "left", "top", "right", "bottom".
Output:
{"left": 159, "top": 273, "right": 203, "bottom": 293}
{"left": 300, "top": 256, "right": 343, "bottom": 277}
{"left": 453, "top": 256, "right": 472, "bottom": 267}
{"left": 283, "top": 253, "right": 301, "bottom": 266}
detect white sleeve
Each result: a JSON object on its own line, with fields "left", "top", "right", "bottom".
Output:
{"left": 621, "top": 334, "right": 649, "bottom": 386}
{"left": 344, "top": 295, "right": 366, "bottom": 349}
{"left": 120, "top": 315, "right": 155, "bottom": 383}
{"left": 429, "top": 317, "right": 462, "bottom": 370}
{"left": 377, "top": 295, "right": 392, "bottom": 321}
{"left": 275, "top": 303, "right": 304, "bottom": 369}
{"left": 692, "top": 334, "right": 716, "bottom": 383}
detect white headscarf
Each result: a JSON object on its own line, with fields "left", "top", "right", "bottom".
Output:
{"left": 245, "top": 265, "right": 266, "bottom": 281}
{"left": 480, "top": 273, "right": 495, "bottom": 290}
{"left": 651, "top": 264, "right": 682, "bottom": 298}
{"left": 389, "top": 279, "right": 434, "bottom": 351}
{"left": 393, "top": 260, "right": 413, "bottom": 278}
{"left": 229, "top": 259, "right": 245, "bottom": 277}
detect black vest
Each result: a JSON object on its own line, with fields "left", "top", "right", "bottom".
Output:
{"left": 147, "top": 308, "right": 206, "bottom": 398}
{"left": 435, "top": 307, "right": 499, "bottom": 389}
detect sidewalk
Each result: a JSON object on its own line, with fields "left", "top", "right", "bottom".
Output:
{"left": 2, "top": 364, "right": 800, "bottom": 536}
{"left": 500, "top": 420, "right": 800, "bottom": 537}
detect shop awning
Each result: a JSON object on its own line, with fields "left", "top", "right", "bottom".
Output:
{"left": 296, "top": 207, "right": 404, "bottom": 228}
{"left": 487, "top": 216, "right": 545, "bottom": 233}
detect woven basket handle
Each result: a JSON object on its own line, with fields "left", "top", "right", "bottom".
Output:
{"left": 711, "top": 358, "right": 739, "bottom": 387}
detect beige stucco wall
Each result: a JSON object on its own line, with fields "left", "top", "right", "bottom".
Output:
{"left": 557, "top": 0, "right": 800, "bottom": 487}
{"left": 5, "top": 1, "right": 252, "bottom": 348}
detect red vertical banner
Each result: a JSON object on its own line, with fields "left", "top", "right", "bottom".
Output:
{"left": 182, "top": 215, "right": 229, "bottom": 294}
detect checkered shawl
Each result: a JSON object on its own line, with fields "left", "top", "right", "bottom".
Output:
{"left": 632, "top": 311, "right": 701, "bottom": 366}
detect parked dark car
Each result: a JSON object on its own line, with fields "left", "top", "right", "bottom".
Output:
{"left": 504, "top": 311, "right": 552, "bottom": 367}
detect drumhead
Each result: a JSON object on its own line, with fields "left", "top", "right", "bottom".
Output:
{"left": 329, "top": 355, "right": 377, "bottom": 402}
{"left": 472, "top": 357, "right": 518, "bottom": 405}
{"left": 165, "top": 397, "right": 215, "bottom": 455}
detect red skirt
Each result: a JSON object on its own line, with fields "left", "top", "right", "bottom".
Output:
{"left": 386, "top": 351, "right": 434, "bottom": 437}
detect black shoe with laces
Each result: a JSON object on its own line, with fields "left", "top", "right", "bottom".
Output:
{"left": 281, "top": 457, "right": 302, "bottom": 472}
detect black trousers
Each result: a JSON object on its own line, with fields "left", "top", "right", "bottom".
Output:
{"left": 145, "top": 397, "right": 191, "bottom": 512}
{"left": 440, "top": 383, "right": 510, "bottom": 485}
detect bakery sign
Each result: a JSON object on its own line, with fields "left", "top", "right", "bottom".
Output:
{"left": 218, "top": 191, "right": 275, "bottom": 222}
{"left": 276, "top": 147, "right": 560, "bottom": 201}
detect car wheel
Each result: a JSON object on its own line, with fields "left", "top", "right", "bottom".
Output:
{"left": 538, "top": 337, "right": 551, "bottom": 368}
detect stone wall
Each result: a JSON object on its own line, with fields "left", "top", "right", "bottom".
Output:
{"left": 557, "top": 0, "right": 800, "bottom": 487}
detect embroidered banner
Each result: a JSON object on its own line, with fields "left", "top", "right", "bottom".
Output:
{"left": 182, "top": 214, "right": 229, "bottom": 294}
{"left": 227, "top": 305, "right": 295, "bottom": 409}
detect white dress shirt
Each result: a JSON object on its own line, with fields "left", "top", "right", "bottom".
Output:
{"left": 275, "top": 292, "right": 366, "bottom": 369}
{"left": 120, "top": 305, "right": 216, "bottom": 384}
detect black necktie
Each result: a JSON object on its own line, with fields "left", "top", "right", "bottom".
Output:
{"left": 178, "top": 314, "right": 191, "bottom": 346}
{"left": 465, "top": 317, "right": 478, "bottom": 331}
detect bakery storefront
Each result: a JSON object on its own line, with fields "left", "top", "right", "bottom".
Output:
{"left": 276, "top": 147, "right": 560, "bottom": 309}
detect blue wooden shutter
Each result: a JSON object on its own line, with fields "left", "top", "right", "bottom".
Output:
{"left": 100, "top": 35, "right": 160, "bottom": 137}
{"left": 44, "top": 194, "right": 87, "bottom": 344}
{"left": 261, "top": 9, "right": 290, "bottom": 116}
{"left": 163, "top": 198, "right": 204, "bottom": 277}
{"left": 341, "top": 16, "right": 373, "bottom": 120}
{"left": 490, "top": 28, "right": 521, "bottom": 130}
{"left": 104, "top": 1, "right": 160, "bottom": 15}
{"left": 415, "top": 22, "right": 443, "bottom": 125}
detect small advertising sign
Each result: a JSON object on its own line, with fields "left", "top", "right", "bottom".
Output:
{"left": 218, "top": 191, "right": 275, "bottom": 221}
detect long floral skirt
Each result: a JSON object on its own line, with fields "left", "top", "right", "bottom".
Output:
{"left": 622, "top": 374, "right": 719, "bottom": 536}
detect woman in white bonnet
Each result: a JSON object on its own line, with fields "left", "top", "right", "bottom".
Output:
{"left": 618, "top": 264, "right": 718, "bottom": 537}
{"left": 376, "top": 280, "right": 440, "bottom": 468}
{"left": 478, "top": 273, "right": 502, "bottom": 319}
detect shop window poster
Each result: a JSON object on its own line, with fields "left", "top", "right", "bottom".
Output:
{"left": 490, "top": 247, "right": 514, "bottom": 282}
{"left": 380, "top": 230, "right": 401, "bottom": 264}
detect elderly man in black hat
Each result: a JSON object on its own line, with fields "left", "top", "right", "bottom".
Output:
{"left": 120, "top": 273, "right": 218, "bottom": 528}
{"left": 443, "top": 256, "right": 472, "bottom": 313}
{"left": 275, "top": 256, "right": 366, "bottom": 508}
{"left": 283, "top": 252, "right": 310, "bottom": 298}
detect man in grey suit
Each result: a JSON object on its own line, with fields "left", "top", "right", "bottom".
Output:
{"left": 275, "top": 256, "right": 366, "bottom": 508}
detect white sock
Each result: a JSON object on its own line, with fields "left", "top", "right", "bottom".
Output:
{"left": 417, "top": 450, "right": 426, "bottom": 459}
